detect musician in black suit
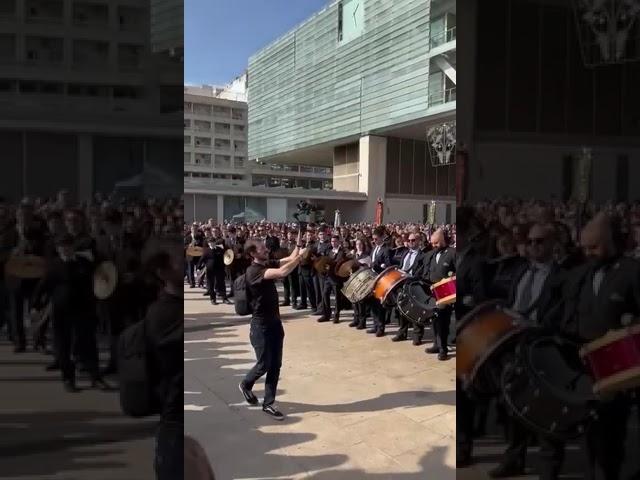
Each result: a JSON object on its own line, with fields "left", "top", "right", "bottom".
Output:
{"left": 281, "top": 231, "right": 300, "bottom": 307}
{"left": 198, "top": 239, "right": 230, "bottom": 305}
{"left": 186, "top": 224, "right": 204, "bottom": 288}
{"left": 554, "top": 213, "right": 640, "bottom": 480}
{"left": 419, "top": 229, "right": 456, "bottom": 360}
{"left": 224, "top": 226, "right": 242, "bottom": 297}
{"left": 318, "top": 235, "right": 347, "bottom": 323}
{"left": 348, "top": 238, "right": 371, "bottom": 330}
{"left": 392, "top": 233, "right": 426, "bottom": 344}
{"left": 295, "top": 230, "right": 318, "bottom": 312}
{"left": 31, "top": 234, "right": 107, "bottom": 392}
{"left": 488, "top": 222, "right": 568, "bottom": 478}
{"left": 368, "top": 226, "right": 393, "bottom": 337}
{"left": 313, "top": 228, "right": 331, "bottom": 315}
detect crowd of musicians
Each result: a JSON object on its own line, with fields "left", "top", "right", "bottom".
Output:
{"left": 184, "top": 219, "right": 457, "bottom": 360}
{"left": 0, "top": 191, "right": 183, "bottom": 479}
{"left": 456, "top": 199, "right": 640, "bottom": 480}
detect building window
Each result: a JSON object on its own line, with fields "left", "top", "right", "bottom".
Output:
{"left": 184, "top": 102, "right": 192, "bottom": 112}
{"left": 234, "top": 156, "right": 245, "bottom": 168}
{"left": 183, "top": 119, "right": 190, "bottom": 128}
{"left": 214, "top": 155, "right": 231, "bottom": 168}
{"left": 26, "top": 0, "right": 63, "bottom": 23}
{"left": 214, "top": 122, "right": 231, "bottom": 135}
{"left": 184, "top": 152, "right": 191, "bottom": 164}
{"left": 231, "top": 109, "right": 244, "bottom": 120}
{"left": 214, "top": 105, "right": 231, "bottom": 116}
{"left": 214, "top": 138, "right": 230, "bottom": 150}
{"left": 194, "top": 136, "right": 211, "bottom": 147}
{"left": 193, "top": 120, "right": 211, "bottom": 131}
{"left": 25, "top": 36, "right": 64, "bottom": 64}
{"left": 193, "top": 103, "right": 211, "bottom": 115}
{"left": 194, "top": 153, "right": 211, "bottom": 166}
{"left": 184, "top": 135, "right": 191, "bottom": 145}
{"left": 234, "top": 140, "right": 246, "bottom": 151}
{"left": 73, "top": 2, "right": 108, "bottom": 27}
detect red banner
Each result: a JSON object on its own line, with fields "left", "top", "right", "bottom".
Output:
{"left": 374, "top": 198, "right": 384, "bottom": 225}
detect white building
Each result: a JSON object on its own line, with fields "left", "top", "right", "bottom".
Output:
{"left": 0, "top": 0, "right": 182, "bottom": 200}
{"left": 184, "top": 75, "right": 338, "bottom": 223}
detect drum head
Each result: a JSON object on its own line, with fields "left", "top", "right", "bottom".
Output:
{"left": 527, "top": 335, "right": 595, "bottom": 403}
{"left": 342, "top": 268, "right": 376, "bottom": 303}
{"left": 94, "top": 261, "right": 118, "bottom": 299}
{"left": 336, "top": 259, "right": 357, "bottom": 278}
{"left": 456, "top": 300, "right": 503, "bottom": 335}
{"left": 397, "top": 281, "right": 433, "bottom": 324}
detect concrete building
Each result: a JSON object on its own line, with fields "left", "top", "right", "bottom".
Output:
{"left": 183, "top": 77, "right": 339, "bottom": 223}
{"left": 457, "top": 0, "right": 640, "bottom": 203}
{"left": 245, "top": 0, "right": 457, "bottom": 224}
{"left": 0, "top": 0, "right": 182, "bottom": 201}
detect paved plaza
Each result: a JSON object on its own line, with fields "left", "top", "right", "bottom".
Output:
{"left": 0, "top": 338, "right": 156, "bottom": 480}
{"left": 184, "top": 286, "right": 456, "bottom": 480}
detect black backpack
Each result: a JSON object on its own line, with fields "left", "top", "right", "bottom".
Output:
{"left": 234, "top": 274, "right": 253, "bottom": 316}
{"left": 117, "top": 319, "right": 160, "bottom": 417}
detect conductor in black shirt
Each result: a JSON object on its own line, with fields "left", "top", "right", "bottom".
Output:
{"left": 239, "top": 233, "right": 306, "bottom": 421}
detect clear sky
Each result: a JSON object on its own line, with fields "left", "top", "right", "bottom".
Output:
{"left": 185, "top": 0, "right": 331, "bottom": 86}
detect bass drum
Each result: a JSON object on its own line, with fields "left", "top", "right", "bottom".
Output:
{"left": 502, "top": 332, "right": 597, "bottom": 440}
{"left": 341, "top": 268, "right": 377, "bottom": 303}
{"left": 456, "top": 301, "right": 530, "bottom": 395}
{"left": 372, "top": 266, "right": 409, "bottom": 307}
{"left": 396, "top": 280, "right": 433, "bottom": 326}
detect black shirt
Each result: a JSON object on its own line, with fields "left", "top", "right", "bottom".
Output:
{"left": 246, "top": 261, "right": 280, "bottom": 327}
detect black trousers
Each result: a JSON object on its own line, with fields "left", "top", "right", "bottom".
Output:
{"left": 457, "top": 380, "right": 475, "bottom": 460}
{"left": 299, "top": 268, "right": 316, "bottom": 309}
{"left": 321, "top": 278, "right": 343, "bottom": 320}
{"left": 54, "top": 309, "right": 99, "bottom": 383}
{"left": 370, "top": 299, "right": 389, "bottom": 332}
{"left": 313, "top": 274, "right": 323, "bottom": 310}
{"left": 243, "top": 322, "right": 284, "bottom": 407}
{"left": 431, "top": 307, "right": 451, "bottom": 353}
{"left": 396, "top": 309, "right": 424, "bottom": 339}
{"left": 584, "top": 394, "right": 631, "bottom": 480}
{"left": 283, "top": 267, "right": 299, "bottom": 304}
{"left": 353, "top": 301, "right": 368, "bottom": 326}
{"left": 11, "top": 281, "right": 36, "bottom": 348}
{"left": 187, "top": 257, "right": 202, "bottom": 287}
{"left": 206, "top": 268, "right": 226, "bottom": 300}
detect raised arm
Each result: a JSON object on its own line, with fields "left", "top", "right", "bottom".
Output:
{"left": 264, "top": 248, "right": 306, "bottom": 280}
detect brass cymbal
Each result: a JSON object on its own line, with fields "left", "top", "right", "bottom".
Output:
{"left": 186, "top": 246, "right": 204, "bottom": 257}
{"left": 336, "top": 259, "right": 358, "bottom": 278}
{"left": 223, "top": 249, "right": 235, "bottom": 265}
{"left": 93, "top": 261, "right": 118, "bottom": 299}
{"left": 313, "top": 256, "right": 334, "bottom": 274}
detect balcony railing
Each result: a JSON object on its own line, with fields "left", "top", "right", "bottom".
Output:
{"left": 430, "top": 26, "right": 456, "bottom": 49}
{"left": 428, "top": 87, "right": 456, "bottom": 107}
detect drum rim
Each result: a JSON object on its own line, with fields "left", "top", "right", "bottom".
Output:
{"left": 500, "top": 361, "right": 586, "bottom": 441}
{"left": 455, "top": 300, "right": 504, "bottom": 334}
{"left": 373, "top": 266, "right": 409, "bottom": 305}
{"left": 431, "top": 275, "right": 456, "bottom": 288}
{"left": 580, "top": 325, "right": 640, "bottom": 357}
{"left": 397, "top": 280, "right": 433, "bottom": 323}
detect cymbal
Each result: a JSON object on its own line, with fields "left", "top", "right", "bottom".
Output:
{"left": 336, "top": 259, "right": 358, "bottom": 278}
{"left": 94, "top": 261, "right": 118, "bottom": 299}
{"left": 5, "top": 255, "right": 46, "bottom": 279}
{"left": 313, "top": 256, "right": 334, "bottom": 274}
{"left": 223, "top": 249, "right": 235, "bottom": 265}
{"left": 186, "top": 246, "right": 204, "bottom": 257}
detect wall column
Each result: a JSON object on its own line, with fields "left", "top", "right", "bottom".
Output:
{"left": 77, "top": 134, "right": 94, "bottom": 201}
{"left": 217, "top": 194, "right": 224, "bottom": 222}
{"left": 359, "top": 135, "right": 387, "bottom": 222}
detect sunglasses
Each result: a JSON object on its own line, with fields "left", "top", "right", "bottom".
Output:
{"left": 408, "top": 239, "right": 417, "bottom": 242}
{"left": 527, "top": 237, "right": 545, "bottom": 245}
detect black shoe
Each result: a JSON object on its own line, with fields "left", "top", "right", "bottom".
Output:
{"left": 488, "top": 462, "right": 525, "bottom": 478}
{"left": 412, "top": 337, "right": 423, "bottom": 346}
{"left": 312, "top": 310, "right": 323, "bottom": 316}
{"left": 64, "top": 380, "right": 80, "bottom": 393}
{"left": 190, "top": 285, "right": 195, "bottom": 288}
{"left": 317, "top": 317, "right": 330, "bottom": 323}
{"left": 392, "top": 334, "right": 407, "bottom": 342}
{"left": 239, "top": 382, "right": 259, "bottom": 405}
{"left": 366, "top": 328, "right": 377, "bottom": 334}
{"left": 222, "top": 298, "right": 232, "bottom": 305}
{"left": 332, "top": 318, "right": 340, "bottom": 324}
{"left": 202, "top": 291, "right": 210, "bottom": 296}
{"left": 293, "top": 304, "right": 307, "bottom": 310}
{"left": 45, "top": 362, "right": 60, "bottom": 371}
{"left": 438, "top": 351, "right": 449, "bottom": 361}
{"left": 262, "top": 404, "right": 285, "bottom": 421}
{"left": 280, "top": 301, "right": 291, "bottom": 307}
{"left": 211, "top": 299, "right": 218, "bottom": 305}
{"left": 356, "top": 324, "right": 367, "bottom": 330}
{"left": 348, "top": 321, "right": 358, "bottom": 327}
{"left": 425, "top": 345, "right": 439, "bottom": 354}
{"left": 376, "top": 330, "right": 385, "bottom": 337}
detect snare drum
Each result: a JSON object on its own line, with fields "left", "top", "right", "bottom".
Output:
{"left": 372, "top": 266, "right": 409, "bottom": 306}
{"left": 580, "top": 325, "right": 640, "bottom": 396}
{"left": 431, "top": 276, "right": 456, "bottom": 306}
{"left": 457, "top": 301, "right": 529, "bottom": 393}
{"left": 341, "top": 268, "right": 377, "bottom": 303}
{"left": 396, "top": 280, "right": 434, "bottom": 326}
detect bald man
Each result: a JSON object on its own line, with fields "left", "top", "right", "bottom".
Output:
{"left": 557, "top": 213, "right": 640, "bottom": 480}
{"left": 418, "top": 229, "right": 456, "bottom": 360}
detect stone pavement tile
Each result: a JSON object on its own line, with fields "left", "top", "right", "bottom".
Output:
{"left": 420, "top": 410, "right": 456, "bottom": 438}
{"left": 391, "top": 444, "right": 456, "bottom": 478}
{"left": 339, "top": 410, "right": 448, "bottom": 458}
